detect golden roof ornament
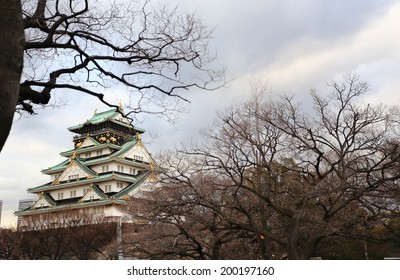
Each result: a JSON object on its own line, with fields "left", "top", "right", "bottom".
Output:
{"left": 148, "top": 162, "right": 158, "bottom": 182}
{"left": 149, "top": 161, "right": 155, "bottom": 171}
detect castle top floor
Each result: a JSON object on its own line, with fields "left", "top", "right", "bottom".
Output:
{"left": 67, "top": 108, "right": 145, "bottom": 145}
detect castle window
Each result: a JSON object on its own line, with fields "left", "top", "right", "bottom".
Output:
{"left": 57, "top": 193, "right": 64, "bottom": 200}
{"left": 68, "top": 174, "right": 79, "bottom": 180}
{"left": 85, "top": 152, "right": 91, "bottom": 158}
{"left": 70, "top": 190, "right": 76, "bottom": 198}
{"left": 83, "top": 188, "right": 89, "bottom": 195}
{"left": 105, "top": 185, "right": 112, "bottom": 192}
{"left": 129, "top": 168, "right": 135, "bottom": 175}
{"left": 133, "top": 155, "right": 143, "bottom": 162}
{"left": 117, "top": 182, "right": 124, "bottom": 188}
{"left": 102, "top": 165, "right": 109, "bottom": 172}
{"left": 117, "top": 165, "right": 124, "bottom": 173}
{"left": 96, "top": 150, "right": 103, "bottom": 156}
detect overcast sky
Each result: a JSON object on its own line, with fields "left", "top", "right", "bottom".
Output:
{"left": 2, "top": 0, "right": 400, "bottom": 227}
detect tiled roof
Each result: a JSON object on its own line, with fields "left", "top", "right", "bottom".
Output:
{"left": 114, "top": 171, "right": 151, "bottom": 199}
{"left": 42, "top": 156, "right": 97, "bottom": 176}
{"left": 28, "top": 172, "right": 138, "bottom": 193}
{"left": 113, "top": 139, "right": 138, "bottom": 157}
{"left": 60, "top": 143, "right": 121, "bottom": 157}
{"left": 42, "top": 159, "right": 70, "bottom": 174}
{"left": 15, "top": 197, "right": 127, "bottom": 216}
{"left": 67, "top": 109, "right": 119, "bottom": 130}
{"left": 67, "top": 108, "right": 145, "bottom": 133}
{"left": 73, "top": 157, "right": 98, "bottom": 177}
{"left": 91, "top": 184, "right": 107, "bottom": 199}
{"left": 16, "top": 175, "right": 153, "bottom": 216}
{"left": 43, "top": 193, "right": 57, "bottom": 206}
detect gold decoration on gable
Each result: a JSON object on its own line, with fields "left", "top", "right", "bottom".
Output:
{"left": 149, "top": 161, "right": 155, "bottom": 171}
{"left": 148, "top": 173, "right": 158, "bottom": 183}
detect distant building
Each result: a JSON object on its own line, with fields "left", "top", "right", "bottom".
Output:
{"left": 15, "top": 108, "right": 159, "bottom": 229}
{"left": 17, "top": 198, "right": 35, "bottom": 228}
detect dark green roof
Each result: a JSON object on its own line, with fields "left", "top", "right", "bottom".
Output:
{"left": 68, "top": 109, "right": 119, "bottom": 130}
{"left": 28, "top": 172, "right": 138, "bottom": 193}
{"left": 15, "top": 197, "right": 127, "bottom": 216}
{"left": 114, "top": 171, "right": 151, "bottom": 199}
{"left": 90, "top": 185, "right": 108, "bottom": 199}
{"left": 67, "top": 108, "right": 145, "bottom": 133}
{"left": 42, "top": 159, "right": 70, "bottom": 174}
{"left": 113, "top": 139, "right": 138, "bottom": 157}
{"left": 42, "top": 193, "right": 57, "bottom": 206}
{"left": 73, "top": 157, "right": 98, "bottom": 177}
{"left": 42, "top": 157, "right": 97, "bottom": 176}
{"left": 60, "top": 143, "right": 121, "bottom": 157}
{"left": 16, "top": 174, "right": 155, "bottom": 216}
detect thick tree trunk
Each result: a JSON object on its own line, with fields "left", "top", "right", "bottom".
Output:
{"left": 303, "top": 234, "right": 325, "bottom": 260}
{"left": 0, "top": 0, "right": 25, "bottom": 152}
{"left": 287, "top": 218, "right": 300, "bottom": 260}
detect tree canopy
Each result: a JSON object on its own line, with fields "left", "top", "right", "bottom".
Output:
{"left": 130, "top": 75, "right": 400, "bottom": 259}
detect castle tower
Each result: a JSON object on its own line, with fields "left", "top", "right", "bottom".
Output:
{"left": 15, "top": 108, "right": 158, "bottom": 227}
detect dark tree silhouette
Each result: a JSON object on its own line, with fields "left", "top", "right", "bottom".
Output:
{"left": 0, "top": 0, "right": 224, "bottom": 151}
{"left": 0, "top": 0, "right": 25, "bottom": 152}
{"left": 145, "top": 75, "right": 400, "bottom": 259}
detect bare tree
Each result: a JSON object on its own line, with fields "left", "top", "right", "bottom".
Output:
{"left": 0, "top": 228, "right": 22, "bottom": 259}
{"left": 64, "top": 213, "right": 117, "bottom": 260}
{"left": 150, "top": 74, "right": 400, "bottom": 259}
{"left": 19, "top": 212, "right": 72, "bottom": 259}
{"left": 261, "top": 74, "right": 400, "bottom": 258}
{"left": 0, "top": 0, "right": 224, "bottom": 151}
{"left": 18, "top": 210, "right": 118, "bottom": 259}
{"left": 122, "top": 146, "right": 270, "bottom": 259}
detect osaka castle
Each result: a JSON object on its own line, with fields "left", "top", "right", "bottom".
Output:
{"left": 15, "top": 108, "right": 158, "bottom": 226}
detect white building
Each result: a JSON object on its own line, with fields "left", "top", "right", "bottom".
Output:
{"left": 15, "top": 108, "right": 159, "bottom": 227}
